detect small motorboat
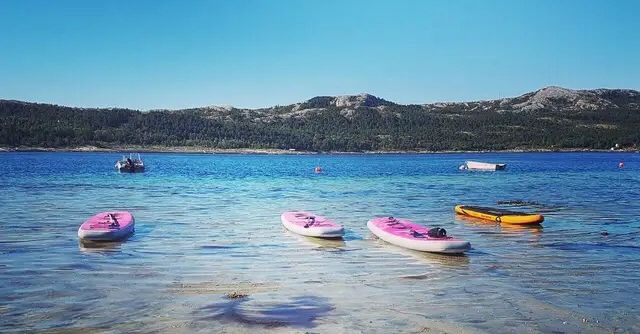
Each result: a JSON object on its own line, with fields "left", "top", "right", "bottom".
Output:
{"left": 459, "top": 160, "right": 506, "bottom": 171}
{"left": 115, "top": 153, "right": 145, "bottom": 172}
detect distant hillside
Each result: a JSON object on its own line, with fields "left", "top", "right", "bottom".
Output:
{"left": 1, "top": 87, "right": 639, "bottom": 151}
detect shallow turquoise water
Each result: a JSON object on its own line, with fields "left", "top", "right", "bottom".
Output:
{"left": 1, "top": 152, "right": 639, "bottom": 333}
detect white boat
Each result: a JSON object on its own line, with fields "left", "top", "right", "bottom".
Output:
{"left": 115, "top": 153, "right": 145, "bottom": 172}
{"left": 459, "top": 160, "right": 506, "bottom": 171}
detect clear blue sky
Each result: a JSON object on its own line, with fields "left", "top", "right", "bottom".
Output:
{"left": 1, "top": 0, "right": 638, "bottom": 110}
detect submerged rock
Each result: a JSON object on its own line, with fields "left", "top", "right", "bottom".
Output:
{"left": 225, "top": 291, "right": 249, "bottom": 299}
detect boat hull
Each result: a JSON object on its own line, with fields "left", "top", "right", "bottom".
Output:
{"left": 115, "top": 161, "right": 145, "bottom": 172}
{"left": 463, "top": 161, "right": 506, "bottom": 171}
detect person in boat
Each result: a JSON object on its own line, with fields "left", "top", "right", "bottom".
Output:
{"left": 126, "top": 157, "right": 134, "bottom": 170}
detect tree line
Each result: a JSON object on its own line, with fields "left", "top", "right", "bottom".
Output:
{"left": 1, "top": 100, "right": 638, "bottom": 151}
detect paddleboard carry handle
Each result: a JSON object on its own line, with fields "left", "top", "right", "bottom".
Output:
{"left": 386, "top": 217, "right": 403, "bottom": 226}
{"left": 108, "top": 213, "right": 120, "bottom": 228}
{"left": 304, "top": 216, "right": 315, "bottom": 228}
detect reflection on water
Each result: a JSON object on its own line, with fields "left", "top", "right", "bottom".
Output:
{"left": 400, "top": 250, "right": 470, "bottom": 268}
{"left": 455, "top": 215, "right": 543, "bottom": 235}
{"left": 285, "top": 230, "right": 347, "bottom": 249}
{"left": 499, "top": 224, "right": 543, "bottom": 236}
{"left": 369, "top": 235, "right": 471, "bottom": 267}
{"left": 1, "top": 152, "right": 640, "bottom": 333}
{"left": 78, "top": 240, "right": 126, "bottom": 253}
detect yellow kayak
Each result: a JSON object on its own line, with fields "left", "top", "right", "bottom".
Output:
{"left": 454, "top": 205, "right": 544, "bottom": 225}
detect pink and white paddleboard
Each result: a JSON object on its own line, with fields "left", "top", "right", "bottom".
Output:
{"left": 368, "top": 217, "right": 470, "bottom": 254}
{"left": 78, "top": 211, "right": 135, "bottom": 241}
{"left": 281, "top": 211, "right": 344, "bottom": 238}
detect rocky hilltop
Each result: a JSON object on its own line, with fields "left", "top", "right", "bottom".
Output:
{"left": 431, "top": 86, "right": 640, "bottom": 113}
{"left": 178, "top": 86, "right": 640, "bottom": 121}
{"left": 1, "top": 87, "right": 639, "bottom": 151}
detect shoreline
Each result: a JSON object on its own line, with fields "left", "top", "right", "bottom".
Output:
{"left": 0, "top": 146, "right": 637, "bottom": 154}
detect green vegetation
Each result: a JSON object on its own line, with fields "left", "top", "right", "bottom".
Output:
{"left": 1, "top": 89, "right": 639, "bottom": 151}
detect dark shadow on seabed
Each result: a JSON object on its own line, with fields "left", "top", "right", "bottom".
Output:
{"left": 198, "top": 295, "right": 334, "bottom": 328}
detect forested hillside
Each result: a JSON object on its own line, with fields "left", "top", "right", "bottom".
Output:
{"left": 2, "top": 87, "right": 639, "bottom": 151}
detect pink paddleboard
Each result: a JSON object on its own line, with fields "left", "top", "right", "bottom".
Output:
{"left": 78, "top": 211, "right": 135, "bottom": 241}
{"left": 281, "top": 211, "right": 344, "bottom": 238}
{"left": 367, "top": 217, "right": 470, "bottom": 254}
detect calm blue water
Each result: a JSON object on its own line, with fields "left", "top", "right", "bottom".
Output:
{"left": 1, "top": 152, "right": 639, "bottom": 333}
